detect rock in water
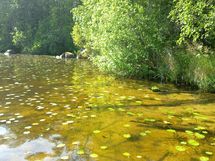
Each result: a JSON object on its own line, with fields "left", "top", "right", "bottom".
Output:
{"left": 4, "top": 49, "right": 16, "bottom": 56}
{"left": 59, "top": 52, "right": 77, "bottom": 59}
{"left": 55, "top": 55, "right": 61, "bottom": 59}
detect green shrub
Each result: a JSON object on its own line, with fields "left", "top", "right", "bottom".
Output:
{"left": 72, "top": 0, "right": 215, "bottom": 92}
{"left": 169, "top": 0, "right": 215, "bottom": 48}
{"left": 72, "top": 0, "right": 174, "bottom": 77}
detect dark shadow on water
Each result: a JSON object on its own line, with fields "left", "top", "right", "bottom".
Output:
{"left": 132, "top": 120, "right": 215, "bottom": 136}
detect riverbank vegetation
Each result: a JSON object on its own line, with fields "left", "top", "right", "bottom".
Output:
{"left": 72, "top": 0, "right": 215, "bottom": 92}
{"left": 0, "top": 0, "right": 214, "bottom": 91}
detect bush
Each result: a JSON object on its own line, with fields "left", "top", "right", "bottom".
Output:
{"left": 72, "top": 0, "right": 174, "bottom": 77}
{"left": 169, "top": 0, "right": 215, "bottom": 48}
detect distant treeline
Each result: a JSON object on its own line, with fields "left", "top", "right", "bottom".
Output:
{"left": 0, "top": 0, "right": 79, "bottom": 55}
{"left": 0, "top": 0, "right": 214, "bottom": 91}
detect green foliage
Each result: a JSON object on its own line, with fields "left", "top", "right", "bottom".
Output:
{"left": 0, "top": 0, "right": 16, "bottom": 51}
{"left": 187, "top": 54, "right": 215, "bottom": 91}
{"left": 72, "top": 0, "right": 215, "bottom": 91}
{"left": 72, "top": 0, "right": 174, "bottom": 77}
{"left": 162, "top": 50, "right": 215, "bottom": 92}
{"left": 0, "top": 0, "right": 77, "bottom": 54}
{"left": 72, "top": 24, "right": 86, "bottom": 47}
{"left": 12, "top": 27, "right": 26, "bottom": 50}
{"left": 169, "top": 0, "right": 215, "bottom": 47}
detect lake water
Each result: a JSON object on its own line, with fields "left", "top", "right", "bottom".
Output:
{"left": 0, "top": 55, "right": 215, "bottom": 161}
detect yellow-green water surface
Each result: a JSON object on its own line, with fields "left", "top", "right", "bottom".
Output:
{"left": 0, "top": 55, "right": 215, "bottom": 161}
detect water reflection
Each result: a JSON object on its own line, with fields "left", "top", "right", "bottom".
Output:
{"left": 0, "top": 126, "right": 8, "bottom": 135}
{"left": 0, "top": 137, "right": 55, "bottom": 161}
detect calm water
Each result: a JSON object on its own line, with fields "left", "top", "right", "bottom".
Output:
{"left": 0, "top": 55, "right": 215, "bottom": 161}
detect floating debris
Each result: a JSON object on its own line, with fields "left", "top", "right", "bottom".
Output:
{"left": 40, "top": 119, "right": 46, "bottom": 122}
{"left": 194, "top": 126, "right": 206, "bottom": 131}
{"left": 188, "top": 139, "right": 199, "bottom": 146}
{"left": 72, "top": 141, "right": 80, "bottom": 145}
{"left": 175, "top": 146, "right": 186, "bottom": 152}
{"left": 140, "top": 132, "right": 147, "bottom": 137}
{"left": 163, "top": 121, "right": 171, "bottom": 125}
{"left": 136, "top": 155, "right": 142, "bottom": 159}
{"left": 194, "top": 132, "right": 205, "bottom": 139}
{"left": 0, "top": 120, "right": 7, "bottom": 123}
{"left": 199, "top": 156, "right": 209, "bottom": 161}
{"left": 23, "top": 131, "right": 30, "bottom": 135}
{"left": 100, "top": 146, "right": 108, "bottom": 150}
{"left": 205, "top": 151, "right": 213, "bottom": 156}
{"left": 56, "top": 144, "right": 65, "bottom": 148}
{"left": 166, "top": 129, "right": 176, "bottom": 133}
{"left": 37, "top": 106, "right": 44, "bottom": 110}
{"left": 50, "top": 103, "right": 58, "bottom": 106}
{"left": 185, "top": 130, "right": 193, "bottom": 136}
{"left": 62, "top": 120, "right": 74, "bottom": 125}
{"left": 123, "top": 134, "right": 131, "bottom": 139}
{"left": 67, "top": 120, "right": 74, "bottom": 124}
{"left": 180, "top": 141, "right": 187, "bottom": 145}
{"left": 90, "top": 153, "right": 98, "bottom": 158}
{"left": 127, "top": 112, "right": 135, "bottom": 116}
{"left": 118, "top": 108, "right": 126, "bottom": 112}
{"left": 32, "top": 123, "right": 39, "bottom": 126}
{"left": 61, "top": 156, "right": 69, "bottom": 160}
{"left": 24, "top": 126, "right": 32, "bottom": 129}
{"left": 123, "top": 124, "right": 130, "bottom": 128}
{"left": 90, "top": 115, "right": 96, "bottom": 118}
{"left": 150, "top": 86, "right": 160, "bottom": 92}
{"left": 93, "top": 130, "right": 101, "bottom": 134}
{"left": 46, "top": 112, "right": 52, "bottom": 115}
{"left": 123, "top": 152, "right": 130, "bottom": 157}
{"left": 17, "top": 115, "right": 24, "bottom": 118}
{"left": 77, "top": 149, "right": 85, "bottom": 155}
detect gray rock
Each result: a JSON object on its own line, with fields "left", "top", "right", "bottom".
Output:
{"left": 55, "top": 55, "right": 61, "bottom": 59}
{"left": 59, "top": 52, "right": 77, "bottom": 59}
{"left": 4, "top": 49, "right": 16, "bottom": 56}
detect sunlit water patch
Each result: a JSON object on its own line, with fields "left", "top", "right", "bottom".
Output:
{"left": 0, "top": 55, "right": 215, "bottom": 161}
